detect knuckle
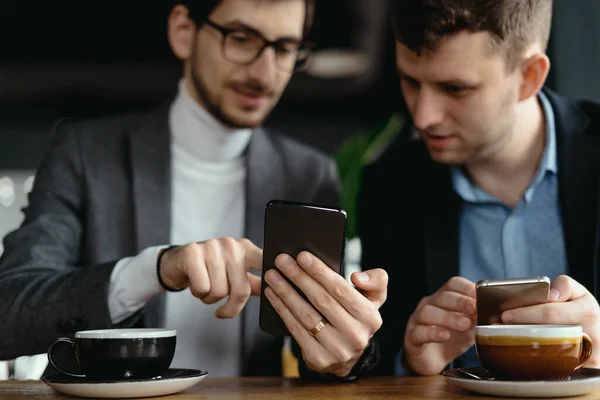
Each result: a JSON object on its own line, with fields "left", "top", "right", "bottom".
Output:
{"left": 332, "top": 345, "right": 354, "bottom": 364}
{"left": 407, "top": 326, "right": 421, "bottom": 344}
{"left": 236, "top": 283, "right": 252, "bottom": 299}
{"left": 189, "top": 286, "right": 209, "bottom": 299}
{"left": 220, "top": 236, "right": 237, "bottom": 249}
{"left": 201, "top": 239, "right": 219, "bottom": 256}
{"left": 462, "top": 297, "right": 474, "bottom": 310}
{"left": 406, "top": 326, "right": 420, "bottom": 345}
{"left": 312, "top": 263, "right": 328, "bottom": 280}
{"left": 287, "top": 322, "right": 304, "bottom": 337}
{"left": 416, "top": 296, "right": 431, "bottom": 311}
{"left": 429, "top": 327, "right": 441, "bottom": 342}
{"left": 206, "top": 284, "right": 228, "bottom": 301}
{"left": 416, "top": 304, "right": 433, "bottom": 322}
{"left": 369, "top": 312, "right": 383, "bottom": 332}
{"left": 444, "top": 312, "right": 458, "bottom": 327}
{"left": 237, "top": 237, "right": 253, "bottom": 248}
{"left": 229, "top": 289, "right": 250, "bottom": 305}
{"left": 212, "top": 286, "right": 229, "bottom": 300}
{"left": 300, "top": 310, "right": 316, "bottom": 328}
{"left": 312, "top": 292, "right": 334, "bottom": 310}
{"left": 348, "top": 332, "right": 370, "bottom": 354}
{"left": 542, "top": 307, "right": 559, "bottom": 323}
{"left": 289, "top": 267, "right": 305, "bottom": 282}
{"left": 447, "top": 276, "right": 462, "bottom": 288}
{"left": 333, "top": 284, "right": 351, "bottom": 300}
{"left": 203, "top": 238, "right": 218, "bottom": 249}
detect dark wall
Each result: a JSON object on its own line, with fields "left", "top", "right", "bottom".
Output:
{"left": 0, "top": 1, "right": 400, "bottom": 169}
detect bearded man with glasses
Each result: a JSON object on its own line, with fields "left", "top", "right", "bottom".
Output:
{"left": 0, "top": 0, "right": 386, "bottom": 381}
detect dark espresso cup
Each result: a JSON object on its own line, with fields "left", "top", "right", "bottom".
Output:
{"left": 475, "top": 325, "right": 593, "bottom": 381}
{"left": 47, "top": 328, "right": 176, "bottom": 380}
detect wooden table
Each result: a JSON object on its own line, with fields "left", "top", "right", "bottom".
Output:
{"left": 1, "top": 376, "right": 599, "bottom": 399}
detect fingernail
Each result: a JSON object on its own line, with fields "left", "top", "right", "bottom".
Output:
{"left": 549, "top": 288, "right": 560, "bottom": 300}
{"left": 265, "top": 270, "right": 282, "bottom": 285}
{"left": 298, "top": 252, "right": 313, "bottom": 267}
{"left": 356, "top": 272, "right": 370, "bottom": 282}
{"left": 502, "top": 312, "right": 513, "bottom": 322}
{"left": 276, "top": 254, "right": 294, "bottom": 271}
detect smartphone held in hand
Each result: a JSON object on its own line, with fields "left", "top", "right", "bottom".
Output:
{"left": 476, "top": 276, "right": 550, "bottom": 325}
{"left": 259, "top": 200, "right": 347, "bottom": 336}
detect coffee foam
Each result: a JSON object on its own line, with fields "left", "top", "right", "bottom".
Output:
{"left": 476, "top": 325, "right": 581, "bottom": 339}
{"left": 75, "top": 328, "right": 176, "bottom": 339}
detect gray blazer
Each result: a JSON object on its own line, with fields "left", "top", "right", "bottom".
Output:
{"left": 0, "top": 99, "right": 340, "bottom": 376}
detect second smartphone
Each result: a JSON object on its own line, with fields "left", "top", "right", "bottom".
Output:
{"left": 476, "top": 276, "right": 550, "bottom": 325}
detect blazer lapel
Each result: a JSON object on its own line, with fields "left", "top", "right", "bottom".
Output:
{"left": 244, "top": 128, "right": 286, "bottom": 246}
{"left": 129, "top": 101, "right": 172, "bottom": 328}
{"left": 423, "top": 162, "right": 461, "bottom": 293}
{"left": 550, "top": 91, "right": 600, "bottom": 294}
{"left": 130, "top": 104, "right": 172, "bottom": 251}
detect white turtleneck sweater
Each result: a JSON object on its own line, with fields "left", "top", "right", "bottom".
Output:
{"left": 108, "top": 79, "right": 253, "bottom": 377}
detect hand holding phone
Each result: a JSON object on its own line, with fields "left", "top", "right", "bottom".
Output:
{"left": 476, "top": 276, "right": 550, "bottom": 325}
{"left": 258, "top": 199, "right": 387, "bottom": 377}
{"left": 259, "top": 200, "right": 347, "bottom": 335}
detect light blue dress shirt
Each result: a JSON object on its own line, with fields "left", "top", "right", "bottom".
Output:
{"left": 453, "top": 91, "right": 566, "bottom": 284}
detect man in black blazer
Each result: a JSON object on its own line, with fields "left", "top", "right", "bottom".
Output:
{"left": 0, "top": 0, "right": 386, "bottom": 379}
{"left": 358, "top": 0, "right": 600, "bottom": 376}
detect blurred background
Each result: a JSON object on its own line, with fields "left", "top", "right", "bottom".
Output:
{"left": 0, "top": 0, "right": 403, "bottom": 248}
{"left": 0, "top": 0, "right": 598, "bottom": 378}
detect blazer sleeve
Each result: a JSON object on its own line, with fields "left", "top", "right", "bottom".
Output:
{"left": 0, "top": 122, "right": 122, "bottom": 360}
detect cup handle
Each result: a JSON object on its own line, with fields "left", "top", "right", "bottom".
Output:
{"left": 47, "top": 337, "right": 86, "bottom": 378}
{"left": 575, "top": 333, "right": 593, "bottom": 371}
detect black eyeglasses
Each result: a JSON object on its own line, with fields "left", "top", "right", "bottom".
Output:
{"left": 203, "top": 20, "right": 314, "bottom": 73}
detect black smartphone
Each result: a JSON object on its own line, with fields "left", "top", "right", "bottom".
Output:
{"left": 259, "top": 199, "right": 347, "bottom": 336}
{"left": 476, "top": 276, "right": 550, "bottom": 325}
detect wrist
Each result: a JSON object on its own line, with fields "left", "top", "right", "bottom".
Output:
{"left": 157, "top": 245, "right": 187, "bottom": 292}
{"left": 324, "top": 338, "right": 379, "bottom": 381}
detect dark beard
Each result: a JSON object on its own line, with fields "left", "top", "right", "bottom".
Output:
{"left": 190, "top": 58, "right": 260, "bottom": 129}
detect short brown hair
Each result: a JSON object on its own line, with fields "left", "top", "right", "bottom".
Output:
{"left": 391, "top": 0, "right": 553, "bottom": 70}
{"left": 182, "top": 0, "right": 315, "bottom": 37}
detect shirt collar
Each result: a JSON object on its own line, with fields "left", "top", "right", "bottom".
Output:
{"left": 451, "top": 90, "right": 558, "bottom": 204}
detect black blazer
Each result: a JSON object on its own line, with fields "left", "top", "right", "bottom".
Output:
{"left": 357, "top": 89, "right": 600, "bottom": 375}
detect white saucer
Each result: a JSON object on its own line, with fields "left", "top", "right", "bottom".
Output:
{"left": 42, "top": 368, "right": 207, "bottom": 398}
{"left": 443, "top": 367, "right": 600, "bottom": 398}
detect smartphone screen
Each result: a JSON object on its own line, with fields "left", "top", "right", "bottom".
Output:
{"left": 476, "top": 276, "right": 550, "bottom": 325}
{"left": 259, "top": 200, "right": 347, "bottom": 336}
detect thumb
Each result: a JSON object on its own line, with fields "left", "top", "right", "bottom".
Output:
{"left": 549, "top": 275, "right": 588, "bottom": 302}
{"left": 351, "top": 269, "right": 388, "bottom": 308}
